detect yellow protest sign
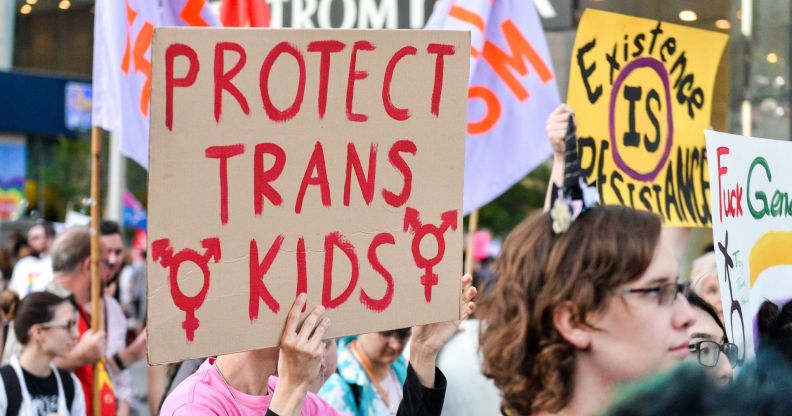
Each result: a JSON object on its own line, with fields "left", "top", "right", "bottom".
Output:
{"left": 568, "top": 9, "right": 728, "bottom": 226}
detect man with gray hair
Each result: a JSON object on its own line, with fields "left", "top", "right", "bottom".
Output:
{"left": 3, "top": 226, "right": 115, "bottom": 413}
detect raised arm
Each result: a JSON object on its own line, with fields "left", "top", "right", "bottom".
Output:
{"left": 397, "top": 274, "right": 477, "bottom": 416}
{"left": 544, "top": 104, "right": 574, "bottom": 211}
{"left": 269, "top": 294, "right": 330, "bottom": 416}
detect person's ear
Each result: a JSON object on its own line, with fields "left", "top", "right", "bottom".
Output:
{"left": 553, "top": 301, "right": 592, "bottom": 350}
{"left": 29, "top": 325, "right": 43, "bottom": 344}
{"left": 81, "top": 256, "right": 92, "bottom": 275}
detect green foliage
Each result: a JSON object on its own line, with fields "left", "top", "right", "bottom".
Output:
{"left": 473, "top": 162, "right": 551, "bottom": 237}
{"left": 24, "top": 136, "right": 92, "bottom": 220}
{"left": 126, "top": 157, "right": 148, "bottom": 208}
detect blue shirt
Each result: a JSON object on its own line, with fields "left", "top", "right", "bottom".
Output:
{"left": 319, "top": 338, "right": 407, "bottom": 416}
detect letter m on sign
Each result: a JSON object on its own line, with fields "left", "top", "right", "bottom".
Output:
{"left": 482, "top": 19, "right": 553, "bottom": 102}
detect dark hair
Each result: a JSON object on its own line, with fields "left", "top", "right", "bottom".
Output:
{"left": 686, "top": 291, "right": 727, "bottom": 342}
{"left": 605, "top": 359, "right": 792, "bottom": 416}
{"left": 479, "top": 205, "right": 662, "bottom": 415}
{"left": 379, "top": 327, "right": 411, "bottom": 341}
{"left": 12, "top": 237, "right": 29, "bottom": 259}
{"left": 100, "top": 220, "right": 121, "bottom": 236}
{"left": 757, "top": 299, "right": 792, "bottom": 362}
{"left": 1, "top": 290, "right": 20, "bottom": 320}
{"left": 13, "top": 292, "right": 70, "bottom": 345}
{"left": 33, "top": 220, "right": 56, "bottom": 239}
{"left": 51, "top": 227, "right": 91, "bottom": 274}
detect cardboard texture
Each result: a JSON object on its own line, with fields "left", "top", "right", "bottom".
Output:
{"left": 147, "top": 28, "right": 469, "bottom": 364}
{"left": 705, "top": 130, "right": 792, "bottom": 364}
{"left": 568, "top": 10, "right": 728, "bottom": 227}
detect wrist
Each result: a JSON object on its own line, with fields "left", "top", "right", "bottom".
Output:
{"left": 270, "top": 378, "right": 309, "bottom": 416}
{"left": 73, "top": 344, "right": 89, "bottom": 364}
{"left": 114, "top": 352, "right": 128, "bottom": 370}
{"left": 409, "top": 344, "right": 437, "bottom": 388}
{"left": 410, "top": 341, "right": 439, "bottom": 362}
{"left": 277, "top": 375, "right": 312, "bottom": 392}
{"left": 552, "top": 153, "right": 565, "bottom": 169}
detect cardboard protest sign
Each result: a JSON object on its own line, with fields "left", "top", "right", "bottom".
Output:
{"left": 147, "top": 28, "right": 469, "bottom": 364}
{"left": 568, "top": 9, "right": 727, "bottom": 226}
{"left": 706, "top": 130, "right": 792, "bottom": 364}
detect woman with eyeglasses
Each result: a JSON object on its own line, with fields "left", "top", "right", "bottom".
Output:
{"left": 319, "top": 328, "right": 412, "bottom": 415}
{"left": 685, "top": 292, "right": 736, "bottom": 386}
{"left": 477, "top": 104, "right": 696, "bottom": 416}
{"left": 0, "top": 291, "right": 85, "bottom": 415}
{"left": 479, "top": 205, "right": 695, "bottom": 416}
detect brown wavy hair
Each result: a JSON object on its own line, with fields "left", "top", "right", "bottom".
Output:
{"left": 479, "top": 205, "right": 661, "bottom": 415}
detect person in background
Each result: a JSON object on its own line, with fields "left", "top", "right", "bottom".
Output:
{"left": 160, "top": 295, "right": 356, "bottom": 416}
{"left": 97, "top": 220, "right": 146, "bottom": 416}
{"left": 9, "top": 221, "right": 56, "bottom": 298}
{"left": 309, "top": 340, "right": 337, "bottom": 394}
{"left": 319, "top": 329, "right": 410, "bottom": 415}
{"left": 3, "top": 226, "right": 112, "bottom": 414}
{"left": 98, "top": 221, "right": 125, "bottom": 300}
{"left": 0, "top": 246, "right": 13, "bottom": 283}
{"left": 118, "top": 230, "right": 147, "bottom": 330}
{"left": 689, "top": 252, "right": 723, "bottom": 323}
{"left": 757, "top": 299, "right": 792, "bottom": 363}
{"left": 685, "top": 292, "right": 736, "bottom": 386}
{"left": 161, "top": 276, "right": 477, "bottom": 416}
{"left": 0, "top": 291, "right": 85, "bottom": 415}
{"left": 10, "top": 234, "right": 31, "bottom": 262}
{"left": 604, "top": 358, "right": 792, "bottom": 416}
{"left": 0, "top": 290, "right": 20, "bottom": 358}
{"left": 436, "top": 318, "right": 501, "bottom": 416}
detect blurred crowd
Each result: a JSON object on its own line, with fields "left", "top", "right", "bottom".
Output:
{"left": 0, "top": 105, "right": 791, "bottom": 416}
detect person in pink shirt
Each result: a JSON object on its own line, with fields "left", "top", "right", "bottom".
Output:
{"left": 160, "top": 293, "right": 340, "bottom": 416}
{"left": 161, "top": 275, "right": 477, "bottom": 416}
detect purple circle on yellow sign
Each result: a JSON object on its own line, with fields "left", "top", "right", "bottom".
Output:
{"left": 608, "top": 57, "right": 674, "bottom": 182}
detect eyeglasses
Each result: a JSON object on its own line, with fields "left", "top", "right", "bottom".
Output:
{"left": 688, "top": 340, "right": 738, "bottom": 368}
{"left": 41, "top": 319, "right": 77, "bottom": 332}
{"left": 379, "top": 328, "right": 411, "bottom": 342}
{"left": 612, "top": 282, "right": 690, "bottom": 306}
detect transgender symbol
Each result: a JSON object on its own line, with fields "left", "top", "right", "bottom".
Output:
{"left": 151, "top": 237, "right": 221, "bottom": 342}
{"left": 403, "top": 207, "right": 458, "bottom": 302}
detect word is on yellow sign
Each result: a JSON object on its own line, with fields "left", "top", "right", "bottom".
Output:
{"left": 568, "top": 9, "right": 728, "bottom": 226}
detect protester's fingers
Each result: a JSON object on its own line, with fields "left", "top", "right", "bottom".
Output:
{"left": 549, "top": 105, "right": 574, "bottom": 126}
{"left": 461, "top": 274, "right": 473, "bottom": 289}
{"left": 307, "top": 317, "right": 331, "bottom": 351}
{"left": 547, "top": 126, "right": 569, "bottom": 141}
{"left": 297, "top": 305, "right": 326, "bottom": 344}
{"left": 550, "top": 103, "right": 570, "bottom": 117}
{"left": 552, "top": 103, "right": 574, "bottom": 117}
{"left": 282, "top": 293, "right": 307, "bottom": 340}
{"left": 546, "top": 118, "right": 569, "bottom": 131}
{"left": 463, "top": 300, "right": 477, "bottom": 320}
{"left": 464, "top": 285, "right": 477, "bottom": 303}
{"left": 547, "top": 124, "right": 569, "bottom": 136}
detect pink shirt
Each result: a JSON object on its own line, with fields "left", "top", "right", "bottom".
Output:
{"left": 160, "top": 358, "right": 347, "bottom": 416}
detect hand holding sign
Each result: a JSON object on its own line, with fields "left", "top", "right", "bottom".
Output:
{"left": 409, "top": 274, "right": 477, "bottom": 388}
{"left": 274, "top": 294, "right": 330, "bottom": 393}
{"left": 148, "top": 29, "right": 469, "bottom": 364}
{"left": 546, "top": 104, "right": 575, "bottom": 159}
{"left": 567, "top": 10, "right": 728, "bottom": 226}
